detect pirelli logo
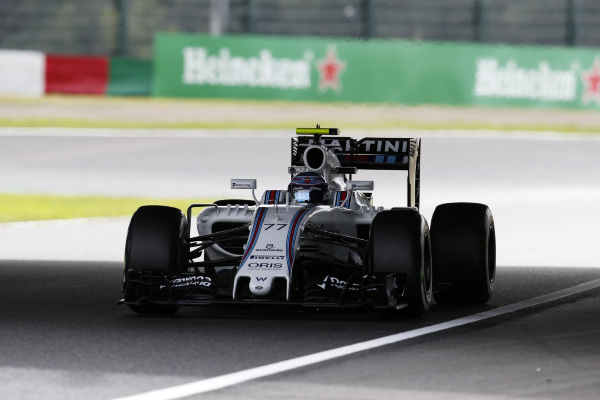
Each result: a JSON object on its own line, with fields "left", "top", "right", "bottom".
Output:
{"left": 250, "top": 255, "right": 285, "bottom": 260}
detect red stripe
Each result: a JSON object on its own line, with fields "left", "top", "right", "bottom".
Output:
{"left": 287, "top": 209, "right": 307, "bottom": 259}
{"left": 247, "top": 209, "right": 265, "bottom": 248}
{"left": 45, "top": 55, "right": 108, "bottom": 95}
{"left": 268, "top": 191, "right": 277, "bottom": 203}
{"left": 240, "top": 208, "right": 266, "bottom": 266}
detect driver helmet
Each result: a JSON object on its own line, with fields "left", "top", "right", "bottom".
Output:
{"left": 290, "top": 172, "right": 329, "bottom": 205}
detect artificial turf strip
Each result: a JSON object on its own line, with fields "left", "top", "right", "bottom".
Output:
{"left": 0, "top": 193, "right": 214, "bottom": 223}
{"left": 1, "top": 117, "right": 600, "bottom": 134}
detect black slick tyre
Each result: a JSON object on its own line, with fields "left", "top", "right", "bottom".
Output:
{"left": 431, "top": 203, "right": 496, "bottom": 304}
{"left": 370, "top": 209, "right": 433, "bottom": 317}
{"left": 123, "top": 205, "right": 188, "bottom": 314}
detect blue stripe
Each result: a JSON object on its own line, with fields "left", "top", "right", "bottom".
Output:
{"left": 285, "top": 208, "right": 310, "bottom": 273}
{"left": 387, "top": 155, "right": 396, "bottom": 163}
{"left": 375, "top": 155, "right": 384, "bottom": 163}
{"left": 335, "top": 191, "right": 350, "bottom": 208}
{"left": 238, "top": 207, "right": 267, "bottom": 268}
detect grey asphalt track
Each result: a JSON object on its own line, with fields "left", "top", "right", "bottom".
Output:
{"left": 0, "top": 129, "right": 599, "bottom": 399}
{"left": 0, "top": 261, "right": 598, "bottom": 400}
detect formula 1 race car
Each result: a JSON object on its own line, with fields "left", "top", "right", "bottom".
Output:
{"left": 120, "top": 127, "right": 496, "bottom": 317}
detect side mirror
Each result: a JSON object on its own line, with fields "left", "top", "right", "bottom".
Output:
{"left": 231, "top": 179, "right": 259, "bottom": 204}
{"left": 337, "top": 181, "right": 374, "bottom": 208}
{"left": 231, "top": 179, "right": 257, "bottom": 190}
{"left": 347, "top": 181, "right": 374, "bottom": 191}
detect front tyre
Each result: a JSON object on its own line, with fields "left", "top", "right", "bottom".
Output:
{"left": 370, "top": 209, "right": 433, "bottom": 317}
{"left": 123, "top": 205, "right": 188, "bottom": 314}
{"left": 431, "top": 203, "right": 496, "bottom": 304}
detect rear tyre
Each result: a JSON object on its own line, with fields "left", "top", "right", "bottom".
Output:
{"left": 431, "top": 203, "right": 495, "bottom": 304}
{"left": 123, "top": 205, "right": 188, "bottom": 314}
{"left": 370, "top": 209, "right": 432, "bottom": 317}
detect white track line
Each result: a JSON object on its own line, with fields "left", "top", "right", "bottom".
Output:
{"left": 111, "top": 279, "right": 600, "bottom": 400}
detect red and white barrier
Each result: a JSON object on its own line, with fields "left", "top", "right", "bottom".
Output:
{"left": 0, "top": 50, "right": 110, "bottom": 96}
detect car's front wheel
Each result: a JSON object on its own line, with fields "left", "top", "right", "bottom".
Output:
{"left": 369, "top": 209, "right": 433, "bottom": 317}
{"left": 123, "top": 205, "right": 188, "bottom": 314}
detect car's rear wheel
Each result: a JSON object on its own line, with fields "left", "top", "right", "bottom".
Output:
{"left": 123, "top": 205, "right": 188, "bottom": 314}
{"left": 370, "top": 209, "right": 432, "bottom": 317}
{"left": 431, "top": 203, "right": 495, "bottom": 304}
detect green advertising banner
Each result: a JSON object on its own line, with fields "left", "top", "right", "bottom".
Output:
{"left": 153, "top": 33, "right": 600, "bottom": 110}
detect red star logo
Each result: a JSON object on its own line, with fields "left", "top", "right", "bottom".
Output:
{"left": 304, "top": 177, "right": 311, "bottom": 183}
{"left": 581, "top": 57, "right": 600, "bottom": 105}
{"left": 316, "top": 46, "right": 346, "bottom": 93}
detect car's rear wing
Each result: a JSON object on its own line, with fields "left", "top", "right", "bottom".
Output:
{"left": 291, "top": 133, "right": 421, "bottom": 209}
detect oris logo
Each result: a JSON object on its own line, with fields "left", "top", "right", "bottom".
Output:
{"left": 247, "top": 262, "right": 283, "bottom": 269}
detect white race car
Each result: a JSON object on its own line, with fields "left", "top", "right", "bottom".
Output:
{"left": 120, "top": 127, "right": 496, "bottom": 317}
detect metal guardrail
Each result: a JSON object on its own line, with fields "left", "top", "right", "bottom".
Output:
{"left": 0, "top": 0, "right": 598, "bottom": 58}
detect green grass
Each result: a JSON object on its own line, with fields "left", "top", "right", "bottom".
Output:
{"left": 0, "top": 193, "right": 214, "bottom": 223}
